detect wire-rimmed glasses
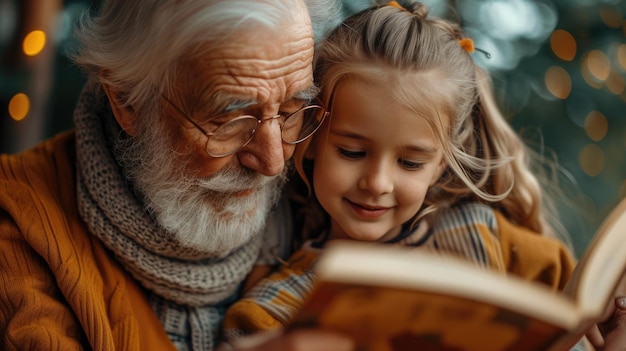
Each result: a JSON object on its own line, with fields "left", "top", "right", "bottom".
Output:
{"left": 162, "top": 95, "right": 328, "bottom": 158}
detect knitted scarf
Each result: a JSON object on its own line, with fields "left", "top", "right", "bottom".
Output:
{"left": 74, "top": 88, "right": 289, "bottom": 350}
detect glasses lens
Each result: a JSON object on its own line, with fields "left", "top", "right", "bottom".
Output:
{"left": 282, "top": 106, "right": 326, "bottom": 144}
{"left": 205, "top": 116, "right": 258, "bottom": 157}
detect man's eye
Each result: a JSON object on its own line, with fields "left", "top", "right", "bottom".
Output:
{"left": 280, "top": 100, "right": 308, "bottom": 115}
{"left": 338, "top": 148, "right": 365, "bottom": 159}
{"left": 199, "top": 111, "right": 243, "bottom": 127}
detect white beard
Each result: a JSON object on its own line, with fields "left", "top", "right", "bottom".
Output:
{"left": 115, "top": 115, "right": 287, "bottom": 257}
{"left": 146, "top": 166, "right": 286, "bottom": 254}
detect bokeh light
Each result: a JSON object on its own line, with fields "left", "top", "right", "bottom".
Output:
{"left": 8, "top": 93, "right": 30, "bottom": 121}
{"left": 22, "top": 30, "right": 46, "bottom": 56}
{"left": 582, "top": 50, "right": 612, "bottom": 88}
{"left": 584, "top": 111, "right": 608, "bottom": 142}
{"left": 617, "top": 44, "right": 626, "bottom": 71}
{"left": 606, "top": 72, "right": 625, "bottom": 95}
{"left": 585, "top": 50, "right": 611, "bottom": 81}
{"left": 550, "top": 29, "right": 576, "bottom": 61}
{"left": 545, "top": 66, "right": 572, "bottom": 99}
{"left": 599, "top": 5, "right": 623, "bottom": 29}
{"left": 579, "top": 144, "right": 605, "bottom": 177}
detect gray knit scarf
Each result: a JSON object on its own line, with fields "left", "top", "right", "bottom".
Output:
{"left": 74, "top": 88, "right": 291, "bottom": 350}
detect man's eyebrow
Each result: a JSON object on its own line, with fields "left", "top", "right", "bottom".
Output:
{"left": 210, "top": 85, "right": 320, "bottom": 114}
{"left": 199, "top": 93, "right": 256, "bottom": 115}
{"left": 223, "top": 100, "right": 256, "bottom": 113}
{"left": 292, "top": 85, "right": 320, "bottom": 102}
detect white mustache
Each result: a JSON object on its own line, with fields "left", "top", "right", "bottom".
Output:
{"left": 197, "top": 168, "right": 280, "bottom": 193}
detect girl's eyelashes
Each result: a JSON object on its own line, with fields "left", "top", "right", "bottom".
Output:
{"left": 337, "top": 147, "right": 364, "bottom": 159}
{"left": 400, "top": 159, "right": 424, "bottom": 170}
{"left": 337, "top": 146, "right": 426, "bottom": 170}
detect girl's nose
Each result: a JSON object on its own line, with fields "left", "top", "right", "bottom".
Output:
{"left": 358, "top": 161, "right": 394, "bottom": 195}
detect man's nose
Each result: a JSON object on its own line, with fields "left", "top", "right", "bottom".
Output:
{"left": 236, "top": 114, "right": 286, "bottom": 176}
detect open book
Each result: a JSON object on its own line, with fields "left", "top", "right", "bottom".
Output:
{"left": 288, "top": 197, "right": 626, "bottom": 351}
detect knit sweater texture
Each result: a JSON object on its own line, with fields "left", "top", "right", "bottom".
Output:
{"left": 0, "top": 131, "right": 176, "bottom": 351}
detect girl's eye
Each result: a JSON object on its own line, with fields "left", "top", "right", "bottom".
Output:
{"left": 400, "top": 159, "right": 424, "bottom": 170}
{"left": 338, "top": 148, "right": 365, "bottom": 159}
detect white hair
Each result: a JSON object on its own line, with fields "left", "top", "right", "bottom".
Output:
{"left": 306, "top": 0, "right": 343, "bottom": 43}
{"left": 72, "top": 0, "right": 338, "bottom": 116}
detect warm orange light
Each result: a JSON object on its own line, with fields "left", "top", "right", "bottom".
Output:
{"left": 618, "top": 44, "right": 626, "bottom": 71}
{"left": 550, "top": 29, "right": 577, "bottom": 61}
{"left": 584, "top": 111, "right": 608, "bottom": 142}
{"left": 606, "top": 72, "right": 625, "bottom": 94}
{"left": 8, "top": 93, "right": 30, "bottom": 121}
{"left": 579, "top": 144, "right": 605, "bottom": 177}
{"left": 599, "top": 6, "right": 623, "bottom": 29}
{"left": 581, "top": 66, "right": 604, "bottom": 89}
{"left": 585, "top": 50, "right": 611, "bottom": 81}
{"left": 23, "top": 30, "right": 46, "bottom": 56}
{"left": 545, "top": 66, "right": 571, "bottom": 99}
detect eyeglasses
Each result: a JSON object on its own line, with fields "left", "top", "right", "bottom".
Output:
{"left": 162, "top": 95, "right": 328, "bottom": 158}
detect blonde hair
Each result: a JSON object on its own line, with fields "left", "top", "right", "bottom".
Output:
{"left": 294, "top": 1, "right": 568, "bottom": 241}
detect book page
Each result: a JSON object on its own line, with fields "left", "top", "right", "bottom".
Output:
{"left": 564, "top": 197, "right": 626, "bottom": 319}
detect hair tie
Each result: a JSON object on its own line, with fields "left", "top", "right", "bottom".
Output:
{"left": 458, "top": 38, "right": 475, "bottom": 54}
{"left": 458, "top": 37, "right": 492, "bottom": 58}
{"left": 386, "top": 1, "right": 408, "bottom": 12}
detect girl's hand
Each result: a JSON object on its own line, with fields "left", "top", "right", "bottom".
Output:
{"left": 586, "top": 274, "right": 626, "bottom": 351}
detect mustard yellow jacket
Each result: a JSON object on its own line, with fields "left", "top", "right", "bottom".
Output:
{"left": 0, "top": 131, "right": 175, "bottom": 351}
{"left": 0, "top": 131, "right": 576, "bottom": 350}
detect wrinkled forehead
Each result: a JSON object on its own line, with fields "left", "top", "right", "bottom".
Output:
{"left": 173, "top": 7, "right": 315, "bottom": 111}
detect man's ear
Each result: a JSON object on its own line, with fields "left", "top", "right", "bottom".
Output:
{"left": 101, "top": 80, "right": 137, "bottom": 136}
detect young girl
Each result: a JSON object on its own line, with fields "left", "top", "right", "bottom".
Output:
{"left": 222, "top": 0, "right": 579, "bottom": 345}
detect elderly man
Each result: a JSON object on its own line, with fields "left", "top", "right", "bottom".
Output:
{"left": 0, "top": 0, "right": 351, "bottom": 350}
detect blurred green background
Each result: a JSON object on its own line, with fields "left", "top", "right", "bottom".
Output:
{"left": 1, "top": 0, "right": 625, "bottom": 257}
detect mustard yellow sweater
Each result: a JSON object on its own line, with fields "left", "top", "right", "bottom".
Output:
{"left": 0, "top": 131, "right": 176, "bottom": 351}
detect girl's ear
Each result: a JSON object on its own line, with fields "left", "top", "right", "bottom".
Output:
{"left": 101, "top": 77, "right": 137, "bottom": 136}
